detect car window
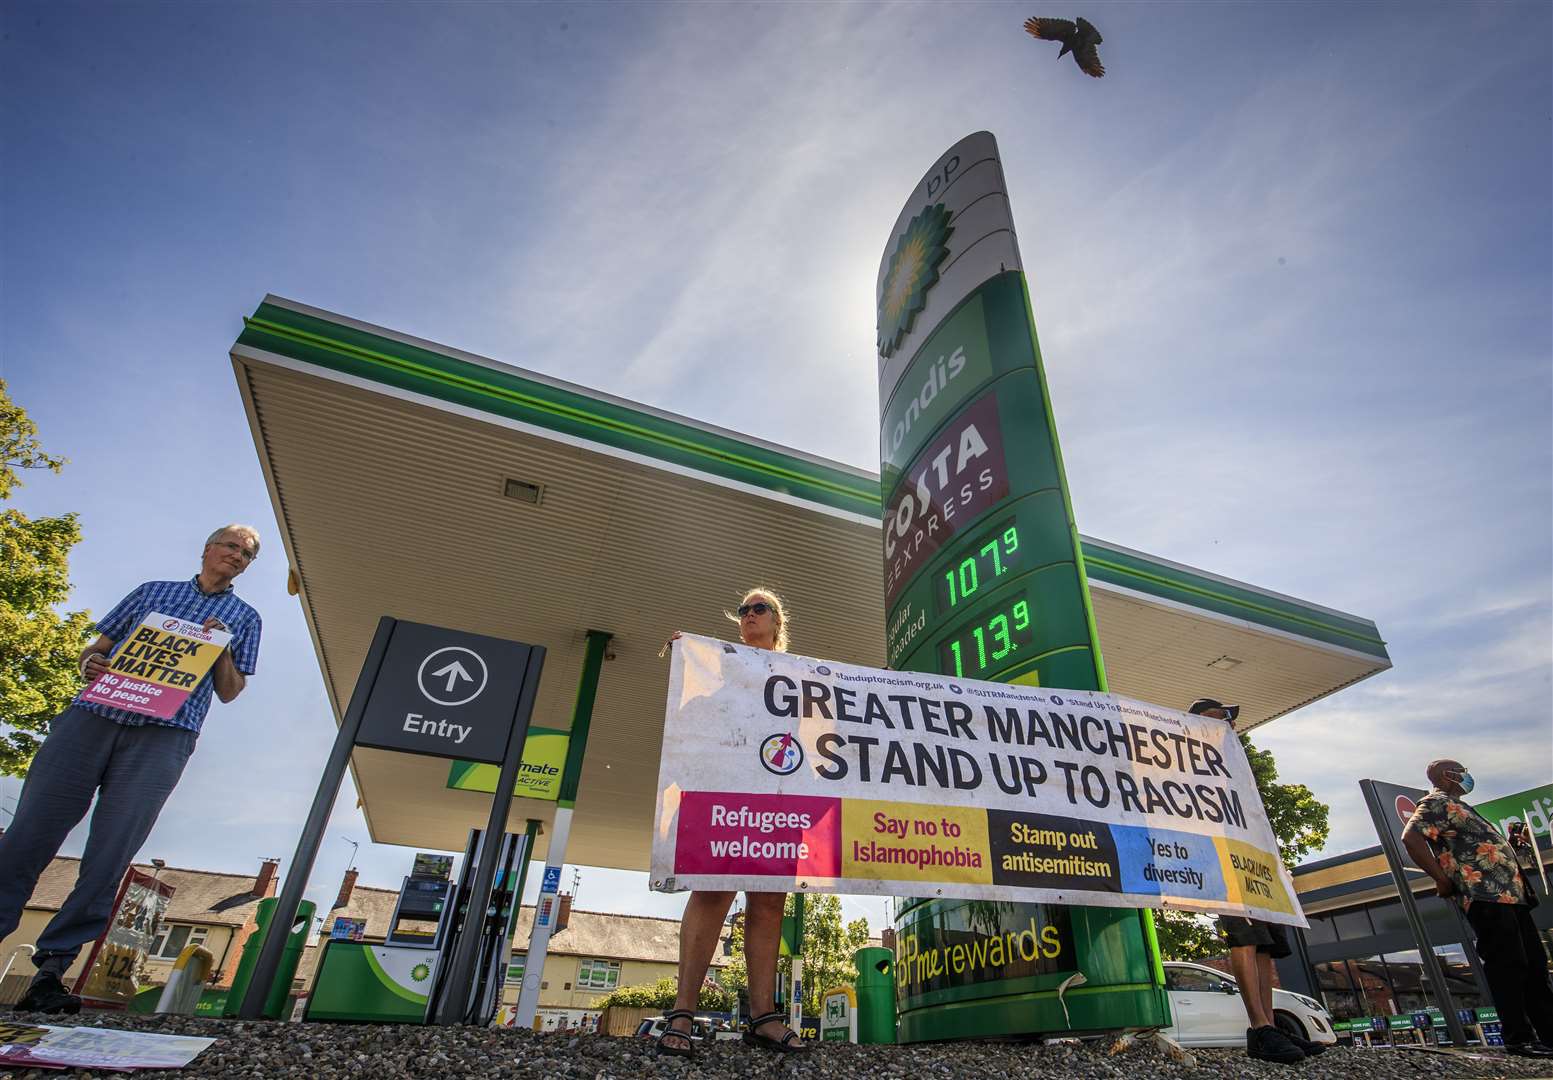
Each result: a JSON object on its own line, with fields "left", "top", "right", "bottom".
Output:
{"left": 1167, "top": 967, "right": 1225, "bottom": 992}
{"left": 636, "top": 1020, "right": 653, "bottom": 1036}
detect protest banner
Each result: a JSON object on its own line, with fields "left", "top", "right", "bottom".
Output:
{"left": 651, "top": 634, "right": 1304, "bottom": 926}
{"left": 78, "top": 612, "right": 231, "bottom": 721}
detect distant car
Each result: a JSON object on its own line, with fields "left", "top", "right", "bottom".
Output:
{"left": 634, "top": 1016, "right": 741, "bottom": 1042}
{"left": 1161, "top": 961, "right": 1337, "bottom": 1048}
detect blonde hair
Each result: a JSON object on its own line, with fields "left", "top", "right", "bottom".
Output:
{"left": 726, "top": 587, "right": 790, "bottom": 652}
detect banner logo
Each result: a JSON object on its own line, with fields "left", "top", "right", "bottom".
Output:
{"left": 760, "top": 733, "right": 804, "bottom": 776}
{"left": 878, "top": 204, "right": 952, "bottom": 359}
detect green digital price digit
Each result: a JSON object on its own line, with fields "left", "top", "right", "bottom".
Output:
{"left": 1013, "top": 599, "right": 1030, "bottom": 630}
{"left": 990, "top": 613, "right": 1013, "bottom": 659}
{"left": 980, "top": 538, "right": 1003, "bottom": 575}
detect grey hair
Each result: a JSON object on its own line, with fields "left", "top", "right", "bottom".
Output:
{"left": 205, "top": 524, "right": 262, "bottom": 558}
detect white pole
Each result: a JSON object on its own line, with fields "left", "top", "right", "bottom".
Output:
{"left": 790, "top": 955, "right": 803, "bottom": 1035}
{"left": 513, "top": 807, "right": 573, "bottom": 1029}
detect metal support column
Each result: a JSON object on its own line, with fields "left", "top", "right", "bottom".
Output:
{"left": 789, "top": 893, "right": 805, "bottom": 1034}
{"left": 431, "top": 645, "right": 546, "bottom": 1024}
{"left": 513, "top": 629, "right": 612, "bottom": 1029}
{"left": 237, "top": 617, "right": 395, "bottom": 1019}
{"left": 1360, "top": 780, "right": 1470, "bottom": 1047}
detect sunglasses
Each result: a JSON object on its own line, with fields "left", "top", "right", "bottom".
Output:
{"left": 738, "top": 602, "right": 772, "bottom": 617}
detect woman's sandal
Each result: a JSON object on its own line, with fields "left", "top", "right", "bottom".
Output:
{"left": 742, "top": 1011, "right": 808, "bottom": 1054}
{"left": 656, "top": 1009, "right": 697, "bottom": 1059}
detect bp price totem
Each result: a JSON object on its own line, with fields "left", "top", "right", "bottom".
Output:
{"left": 877, "top": 131, "right": 1169, "bottom": 1041}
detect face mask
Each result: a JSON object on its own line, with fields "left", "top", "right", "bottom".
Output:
{"left": 1456, "top": 771, "right": 1475, "bottom": 794}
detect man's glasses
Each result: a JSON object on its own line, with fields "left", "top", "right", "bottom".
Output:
{"left": 738, "top": 602, "right": 772, "bottom": 617}
{"left": 214, "top": 540, "right": 257, "bottom": 562}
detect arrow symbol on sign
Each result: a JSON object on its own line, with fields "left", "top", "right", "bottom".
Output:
{"left": 430, "top": 660, "right": 475, "bottom": 694}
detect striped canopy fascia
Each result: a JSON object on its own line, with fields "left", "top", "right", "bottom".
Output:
{"left": 238, "top": 297, "right": 1389, "bottom": 665}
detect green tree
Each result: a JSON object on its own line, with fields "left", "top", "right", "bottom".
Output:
{"left": 0, "top": 378, "right": 92, "bottom": 776}
{"left": 721, "top": 895, "right": 871, "bottom": 1016}
{"left": 1152, "top": 734, "right": 1330, "bottom": 960}
{"left": 595, "top": 974, "right": 733, "bottom": 1013}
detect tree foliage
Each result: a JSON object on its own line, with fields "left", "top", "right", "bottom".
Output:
{"left": 0, "top": 378, "right": 91, "bottom": 776}
{"left": 595, "top": 974, "right": 733, "bottom": 1013}
{"left": 1153, "top": 733, "right": 1330, "bottom": 961}
{"left": 720, "top": 894, "right": 871, "bottom": 1015}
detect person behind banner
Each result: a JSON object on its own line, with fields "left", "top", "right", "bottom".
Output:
{"left": 0, "top": 525, "right": 263, "bottom": 1015}
{"left": 1402, "top": 760, "right": 1553, "bottom": 1059}
{"left": 1186, "top": 698, "right": 1321, "bottom": 1065}
{"left": 659, "top": 588, "right": 807, "bottom": 1058}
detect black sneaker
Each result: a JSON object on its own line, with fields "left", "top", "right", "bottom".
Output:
{"left": 1282, "top": 1029, "right": 1328, "bottom": 1057}
{"left": 1505, "top": 1042, "right": 1553, "bottom": 1058}
{"left": 1248, "top": 1025, "right": 1305, "bottom": 1064}
{"left": 15, "top": 972, "right": 81, "bottom": 1015}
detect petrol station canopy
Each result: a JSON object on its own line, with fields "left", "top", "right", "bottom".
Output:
{"left": 232, "top": 295, "right": 1391, "bottom": 870}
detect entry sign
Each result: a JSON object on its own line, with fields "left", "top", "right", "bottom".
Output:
{"left": 356, "top": 620, "right": 536, "bottom": 766}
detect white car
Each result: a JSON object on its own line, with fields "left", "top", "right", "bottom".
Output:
{"left": 1161, "top": 961, "right": 1337, "bottom": 1048}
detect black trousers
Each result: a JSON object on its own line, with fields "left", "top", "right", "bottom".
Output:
{"left": 1466, "top": 901, "right": 1553, "bottom": 1047}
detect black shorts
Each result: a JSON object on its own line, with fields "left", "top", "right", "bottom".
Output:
{"left": 1217, "top": 916, "right": 1291, "bottom": 958}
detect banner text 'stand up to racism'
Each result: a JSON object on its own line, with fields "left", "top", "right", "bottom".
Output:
{"left": 652, "top": 634, "right": 1303, "bottom": 927}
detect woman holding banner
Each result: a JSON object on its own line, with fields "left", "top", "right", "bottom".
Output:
{"left": 659, "top": 588, "right": 807, "bottom": 1058}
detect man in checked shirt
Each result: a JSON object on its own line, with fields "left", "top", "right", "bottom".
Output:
{"left": 0, "top": 525, "right": 263, "bottom": 1014}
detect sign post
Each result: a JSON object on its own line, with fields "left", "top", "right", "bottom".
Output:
{"left": 1359, "top": 779, "right": 1470, "bottom": 1047}
{"left": 238, "top": 617, "right": 544, "bottom": 1022}
{"left": 512, "top": 629, "right": 612, "bottom": 1030}
{"left": 871, "top": 130, "right": 1168, "bottom": 1040}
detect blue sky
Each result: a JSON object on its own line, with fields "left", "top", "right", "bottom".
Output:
{"left": 3, "top": 1, "right": 1549, "bottom": 934}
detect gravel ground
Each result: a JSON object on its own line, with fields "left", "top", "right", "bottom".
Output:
{"left": 6, "top": 1011, "right": 1552, "bottom": 1080}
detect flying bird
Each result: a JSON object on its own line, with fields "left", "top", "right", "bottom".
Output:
{"left": 1024, "top": 16, "right": 1105, "bottom": 78}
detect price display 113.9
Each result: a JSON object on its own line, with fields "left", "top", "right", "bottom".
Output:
{"left": 938, "top": 598, "right": 1037, "bottom": 679}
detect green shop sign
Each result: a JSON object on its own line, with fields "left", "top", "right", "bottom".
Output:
{"left": 446, "top": 728, "right": 568, "bottom": 801}
{"left": 1473, "top": 783, "right": 1553, "bottom": 838}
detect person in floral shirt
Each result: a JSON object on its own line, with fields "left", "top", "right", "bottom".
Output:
{"left": 1403, "top": 759, "right": 1553, "bottom": 1058}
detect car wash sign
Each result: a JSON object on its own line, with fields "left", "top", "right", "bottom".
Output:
{"left": 356, "top": 620, "right": 535, "bottom": 765}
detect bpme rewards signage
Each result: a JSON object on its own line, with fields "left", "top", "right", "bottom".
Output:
{"left": 649, "top": 635, "right": 1301, "bottom": 925}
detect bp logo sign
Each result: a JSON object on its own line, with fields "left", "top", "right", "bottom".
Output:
{"left": 878, "top": 204, "right": 953, "bottom": 359}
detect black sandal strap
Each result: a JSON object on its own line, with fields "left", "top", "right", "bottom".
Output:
{"left": 663, "top": 1009, "right": 696, "bottom": 1022}
{"left": 746, "top": 1011, "right": 786, "bottom": 1029}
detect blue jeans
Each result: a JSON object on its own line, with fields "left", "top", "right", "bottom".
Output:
{"left": 0, "top": 707, "right": 196, "bottom": 974}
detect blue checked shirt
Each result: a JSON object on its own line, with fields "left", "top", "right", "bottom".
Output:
{"left": 73, "top": 577, "right": 262, "bottom": 735}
